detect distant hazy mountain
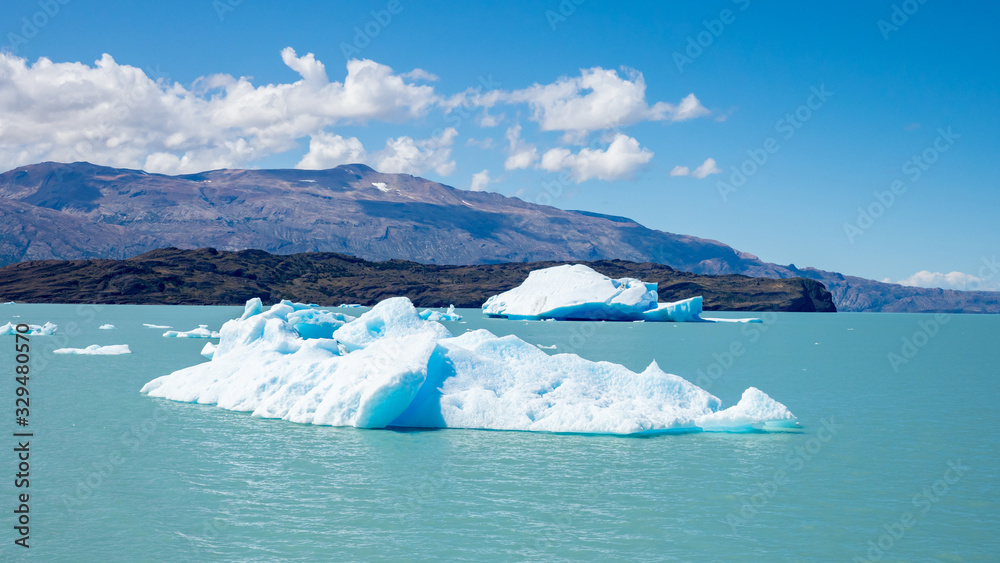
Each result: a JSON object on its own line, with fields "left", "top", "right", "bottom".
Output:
{"left": 1, "top": 161, "right": 996, "bottom": 313}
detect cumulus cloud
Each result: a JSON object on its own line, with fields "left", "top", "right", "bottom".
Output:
{"left": 501, "top": 67, "right": 708, "bottom": 133}
{"left": 691, "top": 157, "right": 721, "bottom": 179}
{"left": 0, "top": 49, "right": 439, "bottom": 174}
{"left": 670, "top": 158, "right": 719, "bottom": 179}
{"left": 894, "top": 270, "right": 1000, "bottom": 292}
{"left": 466, "top": 137, "right": 494, "bottom": 149}
{"left": 296, "top": 133, "right": 367, "bottom": 169}
{"left": 539, "top": 133, "right": 653, "bottom": 182}
{"left": 503, "top": 123, "right": 538, "bottom": 170}
{"left": 372, "top": 128, "right": 457, "bottom": 176}
{"left": 470, "top": 169, "right": 492, "bottom": 191}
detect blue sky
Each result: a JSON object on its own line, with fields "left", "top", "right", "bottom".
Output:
{"left": 2, "top": 0, "right": 997, "bottom": 288}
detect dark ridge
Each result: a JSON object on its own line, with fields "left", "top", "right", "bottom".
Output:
{"left": 0, "top": 247, "right": 836, "bottom": 311}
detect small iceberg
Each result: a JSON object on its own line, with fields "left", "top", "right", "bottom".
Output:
{"left": 163, "top": 325, "right": 221, "bottom": 339}
{"left": 482, "top": 265, "right": 762, "bottom": 323}
{"left": 200, "top": 342, "right": 217, "bottom": 359}
{"left": 143, "top": 323, "right": 172, "bottom": 329}
{"left": 54, "top": 344, "right": 131, "bottom": 355}
{"left": 418, "top": 305, "right": 463, "bottom": 322}
{"left": 142, "top": 297, "right": 797, "bottom": 435}
{"left": 99, "top": 324, "right": 116, "bottom": 330}
{"left": 0, "top": 322, "right": 58, "bottom": 335}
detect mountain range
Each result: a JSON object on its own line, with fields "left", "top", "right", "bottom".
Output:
{"left": 1, "top": 161, "right": 996, "bottom": 313}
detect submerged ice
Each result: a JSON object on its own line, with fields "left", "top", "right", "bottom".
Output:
{"left": 482, "top": 264, "right": 762, "bottom": 323}
{"left": 142, "top": 297, "right": 797, "bottom": 435}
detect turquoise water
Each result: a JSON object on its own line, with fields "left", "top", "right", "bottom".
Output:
{"left": 1, "top": 304, "right": 998, "bottom": 561}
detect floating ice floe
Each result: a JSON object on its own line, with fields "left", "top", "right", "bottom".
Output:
{"left": 143, "top": 323, "right": 172, "bottom": 329}
{"left": 482, "top": 264, "right": 763, "bottom": 323}
{"left": 418, "top": 305, "right": 463, "bottom": 322}
{"left": 0, "top": 322, "right": 58, "bottom": 335}
{"left": 99, "top": 324, "right": 116, "bottom": 330}
{"left": 142, "top": 297, "right": 797, "bottom": 435}
{"left": 163, "top": 325, "right": 222, "bottom": 339}
{"left": 54, "top": 344, "right": 131, "bottom": 355}
{"left": 200, "top": 342, "right": 217, "bottom": 359}
{"left": 338, "top": 304, "right": 362, "bottom": 308}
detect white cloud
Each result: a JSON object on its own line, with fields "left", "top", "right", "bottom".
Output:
{"left": 296, "top": 133, "right": 367, "bottom": 169}
{"left": 500, "top": 67, "right": 709, "bottom": 133}
{"left": 373, "top": 128, "right": 457, "bottom": 176}
{"left": 895, "top": 270, "right": 1000, "bottom": 291}
{"left": 476, "top": 111, "right": 503, "bottom": 128}
{"left": 400, "top": 68, "right": 439, "bottom": 82}
{"left": 503, "top": 123, "right": 538, "bottom": 170}
{"left": 539, "top": 133, "right": 653, "bottom": 182}
{"left": 691, "top": 157, "right": 721, "bottom": 179}
{"left": 669, "top": 158, "right": 719, "bottom": 179}
{"left": 0, "top": 49, "right": 439, "bottom": 174}
{"left": 470, "top": 169, "right": 492, "bottom": 191}
{"left": 466, "top": 137, "right": 494, "bottom": 149}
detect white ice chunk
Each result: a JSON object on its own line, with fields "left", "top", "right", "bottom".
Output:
{"left": 99, "top": 324, "right": 116, "bottom": 330}
{"left": 332, "top": 297, "right": 450, "bottom": 352}
{"left": 54, "top": 344, "right": 131, "bottom": 355}
{"left": 163, "top": 325, "right": 221, "bottom": 339}
{"left": 200, "top": 342, "right": 217, "bottom": 358}
{"left": 0, "top": 322, "right": 57, "bottom": 335}
{"left": 483, "top": 265, "right": 762, "bottom": 323}
{"left": 143, "top": 323, "right": 172, "bottom": 329}
{"left": 142, "top": 298, "right": 797, "bottom": 435}
{"left": 418, "top": 305, "right": 463, "bottom": 322}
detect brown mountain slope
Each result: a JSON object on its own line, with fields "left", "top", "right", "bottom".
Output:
{"left": 0, "top": 161, "right": 994, "bottom": 312}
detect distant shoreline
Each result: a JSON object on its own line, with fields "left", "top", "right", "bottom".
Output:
{"left": 0, "top": 247, "right": 836, "bottom": 312}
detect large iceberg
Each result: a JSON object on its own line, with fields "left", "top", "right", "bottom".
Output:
{"left": 482, "top": 264, "right": 762, "bottom": 323}
{"left": 142, "top": 297, "right": 797, "bottom": 435}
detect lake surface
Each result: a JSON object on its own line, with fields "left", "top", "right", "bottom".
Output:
{"left": 1, "top": 303, "right": 997, "bottom": 561}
